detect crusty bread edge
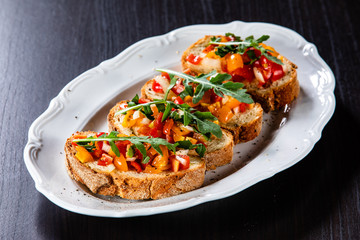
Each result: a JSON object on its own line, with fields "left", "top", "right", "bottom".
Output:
{"left": 65, "top": 131, "right": 118, "bottom": 196}
{"left": 202, "top": 130, "right": 234, "bottom": 170}
{"left": 220, "top": 103, "right": 263, "bottom": 144}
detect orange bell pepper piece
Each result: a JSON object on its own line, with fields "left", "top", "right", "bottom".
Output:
{"left": 227, "top": 53, "right": 244, "bottom": 73}
{"left": 224, "top": 97, "right": 241, "bottom": 109}
{"left": 113, "top": 153, "right": 128, "bottom": 171}
{"left": 152, "top": 145, "right": 169, "bottom": 168}
{"left": 75, "top": 146, "right": 94, "bottom": 163}
{"left": 217, "top": 106, "right": 234, "bottom": 123}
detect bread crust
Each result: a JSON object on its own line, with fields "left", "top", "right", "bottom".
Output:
{"left": 220, "top": 103, "right": 263, "bottom": 144}
{"left": 65, "top": 131, "right": 206, "bottom": 200}
{"left": 202, "top": 130, "right": 234, "bottom": 170}
{"left": 181, "top": 35, "right": 300, "bottom": 112}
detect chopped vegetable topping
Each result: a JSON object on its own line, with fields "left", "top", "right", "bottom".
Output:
{"left": 72, "top": 132, "right": 205, "bottom": 173}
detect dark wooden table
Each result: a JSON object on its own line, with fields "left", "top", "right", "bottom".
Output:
{"left": 1, "top": 0, "right": 359, "bottom": 239}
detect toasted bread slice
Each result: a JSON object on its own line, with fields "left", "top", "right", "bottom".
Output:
{"left": 65, "top": 131, "right": 205, "bottom": 200}
{"left": 181, "top": 35, "right": 299, "bottom": 112}
{"left": 141, "top": 76, "right": 263, "bottom": 144}
{"left": 108, "top": 101, "right": 234, "bottom": 170}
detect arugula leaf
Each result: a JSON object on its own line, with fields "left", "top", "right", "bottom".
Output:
{"left": 73, "top": 132, "right": 207, "bottom": 162}
{"left": 163, "top": 74, "right": 177, "bottom": 100}
{"left": 114, "top": 99, "right": 166, "bottom": 117}
{"left": 176, "top": 140, "right": 206, "bottom": 157}
{"left": 208, "top": 33, "right": 283, "bottom": 65}
{"left": 162, "top": 102, "right": 174, "bottom": 121}
{"left": 192, "top": 112, "right": 222, "bottom": 138}
{"left": 73, "top": 132, "right": 179, "bottom": 163}
{"left": 115, "top": 98, "right": 223, "bottom": 139}
{"left": 156, "top": 69, "right": 254, "bottom": 104}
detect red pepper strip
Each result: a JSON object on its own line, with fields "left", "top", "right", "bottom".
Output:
{"left": 130, "top": 161, "right": 142, "bottom": 172}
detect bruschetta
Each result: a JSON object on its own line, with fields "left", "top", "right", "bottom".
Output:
{"left": 181, "top": 33, "right": 299, "bottom": 112}
{"left": 107, "top": 97, "right": 234, "bottom": 170}
{"left": 65, "top": 131, "right": 206, "bottom": 200}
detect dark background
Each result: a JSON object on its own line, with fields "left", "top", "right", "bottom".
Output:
{"left": 1, "top": 0, "right": 359, "bottom": 239}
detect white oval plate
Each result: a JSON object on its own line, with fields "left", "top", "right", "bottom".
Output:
{"left": 24, "top": 21, "right": 335, "bottom": 217}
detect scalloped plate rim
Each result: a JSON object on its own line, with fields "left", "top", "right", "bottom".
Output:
{"left": 24, "top": 21, "right": 336, "bottom": 217}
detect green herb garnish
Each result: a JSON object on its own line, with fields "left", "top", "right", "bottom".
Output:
{"left": 156, "top": 69, "right": 254, "bottom": 104}
{"left": 208, "top": 33, "right": 283, "bottom": 65}
{"left": 115, "top": 99, "right": 222, "bottom": 139}
{"left": 73, "top": 132, "right": 205, "bottom": 163}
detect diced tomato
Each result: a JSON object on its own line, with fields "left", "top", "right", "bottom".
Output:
{"left": 115, "top": 141, "right": 130, "bottom": 156}
{"left": 165, "top": 133, "right": 174, "bottom": 143}
{"left": 202, "top": 44, "right": 215, "bottom": 54}
{"left": 232, "top": 65, "right": 254, "bottom": 82}
{"left": 259, "top": 56, "right": 272, "bottom": 81}
{"left": 91, "top": 149, "right": 103, "bottom": 159}
{"left": 170, "top": 156, "right": 180, "bottom": 172}
{"left": 226, "top": 35, "right": 235, "bottom": 41}
{"left": 118, "top": 102, "right": 128, "bottom": 110}
{"left": 171, "top": 79, "right": 185, "bottom": 95}
{"left": 174, "top": 96, "right": 184, "bottom": 104}
{"left": 239, "top": 102, "right": 248, "bottom": 113}
{"left": 135, "top": 148, "right": 143, "bottom": 160}
{"left": 148, "top": 128, "right": 160, "bottom": 138}
{"left": 270, "top": 61, "right": 284, "bottom": 81}
{"left": 138, "top": 98, "right": 150, "bottom": 104}
{"left": 152, "top": 80, "right": 164, "bottom": 93}
{"left": 186, "top": 54, "right": 202, "bottom": 65}
{"left": 175, "top": 155, "right": 190, "bottom": 170}
{"left": 98, "top": 153, "right": 113, "bottom": 166}
{"left": 210, "top": 89, "right": 222, "bottom": 103}
{"left": 130, "top": 161, "right": 142, "bottom": 172}
{"left": 161, "top": 72, "right": 171, "bottom": 81}
{"left": 95, "top": 141, "right": 103, "bottom": 151}
{"left": 154, "top": 112, "right": 164, "bottom": 130}
{"left": 163, "top": 119, "right": 174, "bottom": 135}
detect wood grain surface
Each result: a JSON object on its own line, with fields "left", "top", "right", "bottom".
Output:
{"left": 1, "top": 0, "right": 359, "bottom": 239}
